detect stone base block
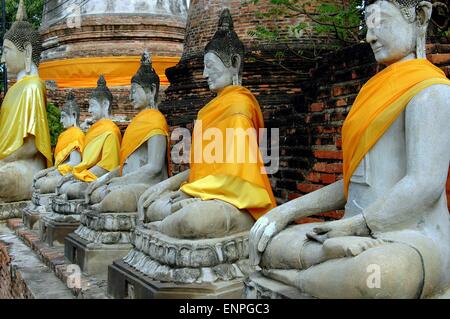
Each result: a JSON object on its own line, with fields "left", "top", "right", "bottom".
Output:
{"left": 22, "top": 208, "right": 42, "bottom": 231}
{"left": 65, "top": 232, "right": 132, "bottom": 279}
{"left": 0, "top": 201, "right": 30, "bottom": 221}
{"left": 107, "top": 259, "right": 245, "bottom": 299}
{"left": 244, "top": 272, "right": 313, "bottom": 299}
{"left": 39, "top": 214, "right": 80, "bottom": 247}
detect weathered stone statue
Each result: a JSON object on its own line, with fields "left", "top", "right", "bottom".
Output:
{"left": 0, "top": 0, "right": 53, "bottom": 220}
{"left": 64, "top": 50, "right": 170, "bottom": 276}
{"left": 23, "top": 92, "right": 84, "bottom": 229}
{"left": 40, "top": 75, "right": 121, "bottom": 246}
{"left": 247, "top": 0, "right": 450, "bottom": 299}
{"left": 108, "top": 9, "right": 276, "bottom": 299}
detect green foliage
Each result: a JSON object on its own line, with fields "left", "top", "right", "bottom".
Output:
{"left": 5, "top": 0, "right": 44, "bottom": 29}
{"left": 243, "top": 0, "right": 364, "bottom": 47}
{"left": 46, "top": 102, "right": 64, "bottom": 147}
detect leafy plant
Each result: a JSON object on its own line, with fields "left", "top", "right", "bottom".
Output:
{"left": 46, "top": 102, "right": 64, "bottom": 147}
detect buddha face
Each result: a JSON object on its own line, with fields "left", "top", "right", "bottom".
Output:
{"left": 88, "top": 98, "right": 109, "bottom": 121}
{"left": 60, "top": 110, "right": 76, "bottom": 129}
{"left": 366, "top": 1, "right": 419, "bottom": 65}
{"left": 1, "top": 39, "right": 27, "bottom": 75}
{"left": 130, "top": 83, "right": 156, "bottom": 109}
{"left": 203, "top": 52, "right": 236, "bottom": 93}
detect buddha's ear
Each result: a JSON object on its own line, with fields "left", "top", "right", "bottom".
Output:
{"left": 417, "top": 1, "right": 432, "bottom": 28}
{"left": 231, "top": 54, "right": 241, "bottom": 71}
{"left": 150, "top": 83, "right": 157, "bottom": 97}
{"left": 101, "top": 99, "right": 110, "bottom": 115}
{"left": 24, "top": 42, "right": 32, "bottom": 73}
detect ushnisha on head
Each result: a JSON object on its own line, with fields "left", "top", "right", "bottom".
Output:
{"left": 61, "top": 91, "right": 80, "bottom": 128}
{"left": 88, "top": 75, "right": 113, "bottom": 120}
{"left": 1, "top": 0, "right": 43, "bottom": 75}
{"left": 203, "top": 9, "right": 245, "bottom": 93}
{"left": 130, "top": 49, "right": 160, "bottom": 110}
{"left": 365, "top": 0, "right": 432, "bottom": 65}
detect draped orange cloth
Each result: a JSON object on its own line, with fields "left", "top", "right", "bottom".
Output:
{"left": 72, "top": 119, "right": 122, "bottom": 182}
{"left": 342, "top": 59, "right": 450, "bottom": 197}
{"left": 119, "top": 109, "right": 169, "bottom": 175}
{"left": 180, "top": 85, "right": 277, "bottom": 220}
{"left": 54, "top": 127, "right": 85, "bottom": 175}
{"left": 0, "top": 75, "right": 52, "bottom": 166}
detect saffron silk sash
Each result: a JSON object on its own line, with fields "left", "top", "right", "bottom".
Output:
{"left": 119, "top": 109, "right": 170, "bottom": 176}
{"left": 55, "top": 127, "right": 85, "bottom": 176}
{"left": 71, "top": 119, "right": 122, "bottom": 182}
{"left": 0, "top": 75, "right": 52, "bottom": 166}
{"left": 342, "top": 59, "right": 450, "bottom": 197}
{"left": 180, "top": 85, "right": 277, "bottom": 220}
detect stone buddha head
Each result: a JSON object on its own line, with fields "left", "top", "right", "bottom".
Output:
{"left": 203, "top": 9, "right": 245, "bottom": 93}
{"left": 60, "top": 91, "right": 80, "bottom": 129}
{"left": 1, "top": 0, "right": 42, "bottom": 76}
{"left": 365, "top": 0, "right": 432, "bottom": 65}
{"left": 88, "top": 75, "right": 113, "bottom": 121}
{"left": 130, "top": 50, "right": 160, "bottom": 110}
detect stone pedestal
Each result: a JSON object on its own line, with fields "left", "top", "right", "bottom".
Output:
{"left": 0, "top": 201, "right": 30, "bottom": 222}
{"left": 108, "top": 259, "right": 245, "bottom": 299}
{"left": 22, "top": 193, "right": 56, "bottom": 230}
{"left": 64, "top": 210, "right": 136, "bottom": 278}
{"left": 107, "top": 227, "right": 254, "bottom": 299}
{"left": 39, "top": 213, "right": 80, "bottom": 247}
{"left": 244, "top": 272, "right": 313, "bottom": 299}
{"left": 38, "top": 196, "right": 85, "bottom": 246}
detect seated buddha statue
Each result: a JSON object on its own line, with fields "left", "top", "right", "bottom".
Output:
{"left": 33, "top": 91, "right": 84, "bottom": 196}
{"left": 0, "top": 0, "right": 52, "bottom": 204}
{"left": 248, "top": 0, "right": 450, "bottom": 299}
{"left": 118, "top": 10, "right": 276, "bottom": 286}
{"left": 55, "top": 75, "right": 121, "bottom": 203}
{"left": 84, "top": 50, "right": 169, "bottom": 214}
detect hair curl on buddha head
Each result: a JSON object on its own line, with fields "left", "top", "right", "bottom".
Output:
{"left": 4, "top": 0, "right": 43, "bottom": 66}
{"left": 131, "top": 49, "right": 160, "bottom": 97}
{"left": 365, "top": 0, "right": 432, "bottom": 23}
{"left": 204, "top": 9, "right": 245, "bottom": 75}
{"left": 61, "top": 91, "right": 80, "bottom": 125}
{"left": 90, "top": 75, "right": 113, "bottom": 108}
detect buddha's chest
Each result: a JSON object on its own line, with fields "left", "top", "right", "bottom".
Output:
{"left": 123, "top": 143, "right": 148, "bottom": 175}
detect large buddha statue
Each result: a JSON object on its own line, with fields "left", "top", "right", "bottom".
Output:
{"left": 64, "top": 51, "right": 170, "bottom": 276}
{"left": 247, "top": 0, "right": 450, "bottom": 299}
{"left": 0, "top": 0, "right": 52, "bottom": 213}
{"left": 108, "top": 10, "right": 276, "bottom": 298}
{"left": 33, "top": 92, "right": 84, "bottom": 195}
{"left": 23, "top": 92, "right": 84, "bottom": 229}
{"left": 40, "top": 75, "right": 121, "bottom": 246}
{"left": 55, "top": 75, "right": 122, "bottom": 201}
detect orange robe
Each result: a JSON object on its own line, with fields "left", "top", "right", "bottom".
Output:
{"left": 342, "top": 59, "right": 450, "bottom": 197}
{"left": 55, "top": 127, "right": 85, "bottom": 176}
{"left": 180, "top": 85, "right": 276, "bottom": 220}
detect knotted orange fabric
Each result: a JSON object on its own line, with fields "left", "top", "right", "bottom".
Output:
{"left": 0, "top": 75, "right": 52, "bottom": 166}
{"left": 119, "top": 109, "right": 169, "bottom": 175}
{"left": 55, "top": 127, "right": 85, "bottom": 176}
{"left": 72, "top": 119, "right": 122, "bottom": 182}
{"left": 342, "top": 58, "right": 450, "bottom": 197}
{"left": 180, "top": 85, "right": 277, "bottom": 220}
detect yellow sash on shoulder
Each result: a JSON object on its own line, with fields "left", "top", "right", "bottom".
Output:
{"left": 72, "top": 119, "right": 122, "bottom": 182}
{"left": 119, "top": 109, "right": 169, "bottom": 176}
{"left": 55, "top": 127, "right": 85, "bottom": 176}
{"left": 180, "top": 85, "right": 277, "bottom": 220}
{"left": 342, "top": 59, "right": 450, "bottom": 197}
{"left": 0, "top": 75, "right": 52, "bottom": 166}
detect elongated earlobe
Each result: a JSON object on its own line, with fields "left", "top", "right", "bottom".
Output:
{"left": 24, "top": 42, "right": 32, "bottom": 73}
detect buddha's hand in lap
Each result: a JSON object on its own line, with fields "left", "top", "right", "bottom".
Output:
{"left": 249, "top": 206, "right": 291, "bottom": 266}
{"left": 33, "top": 167, "right": 56, "bottom": 186}
{"left": 306, "top": 215, "right": 370, "bottom": 242}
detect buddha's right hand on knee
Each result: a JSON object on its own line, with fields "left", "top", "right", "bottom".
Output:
{"left": 137, "top": 182, "right": 170, "bottom": 223}
{"left": 56, "top": 173, "right": 74, "bottom": 194}
{"left": 33, "top": 167, "right": 57, "bottom": 186}
{"left": 249, "top": 207, "right": 291, "bottom": 266}
{"left": 84, "top": 173, "right": 114, "bottom": 204}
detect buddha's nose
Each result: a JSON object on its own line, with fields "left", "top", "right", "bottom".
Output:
{"left": 366, "top": 28, "right": 377, "bottom": 45}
